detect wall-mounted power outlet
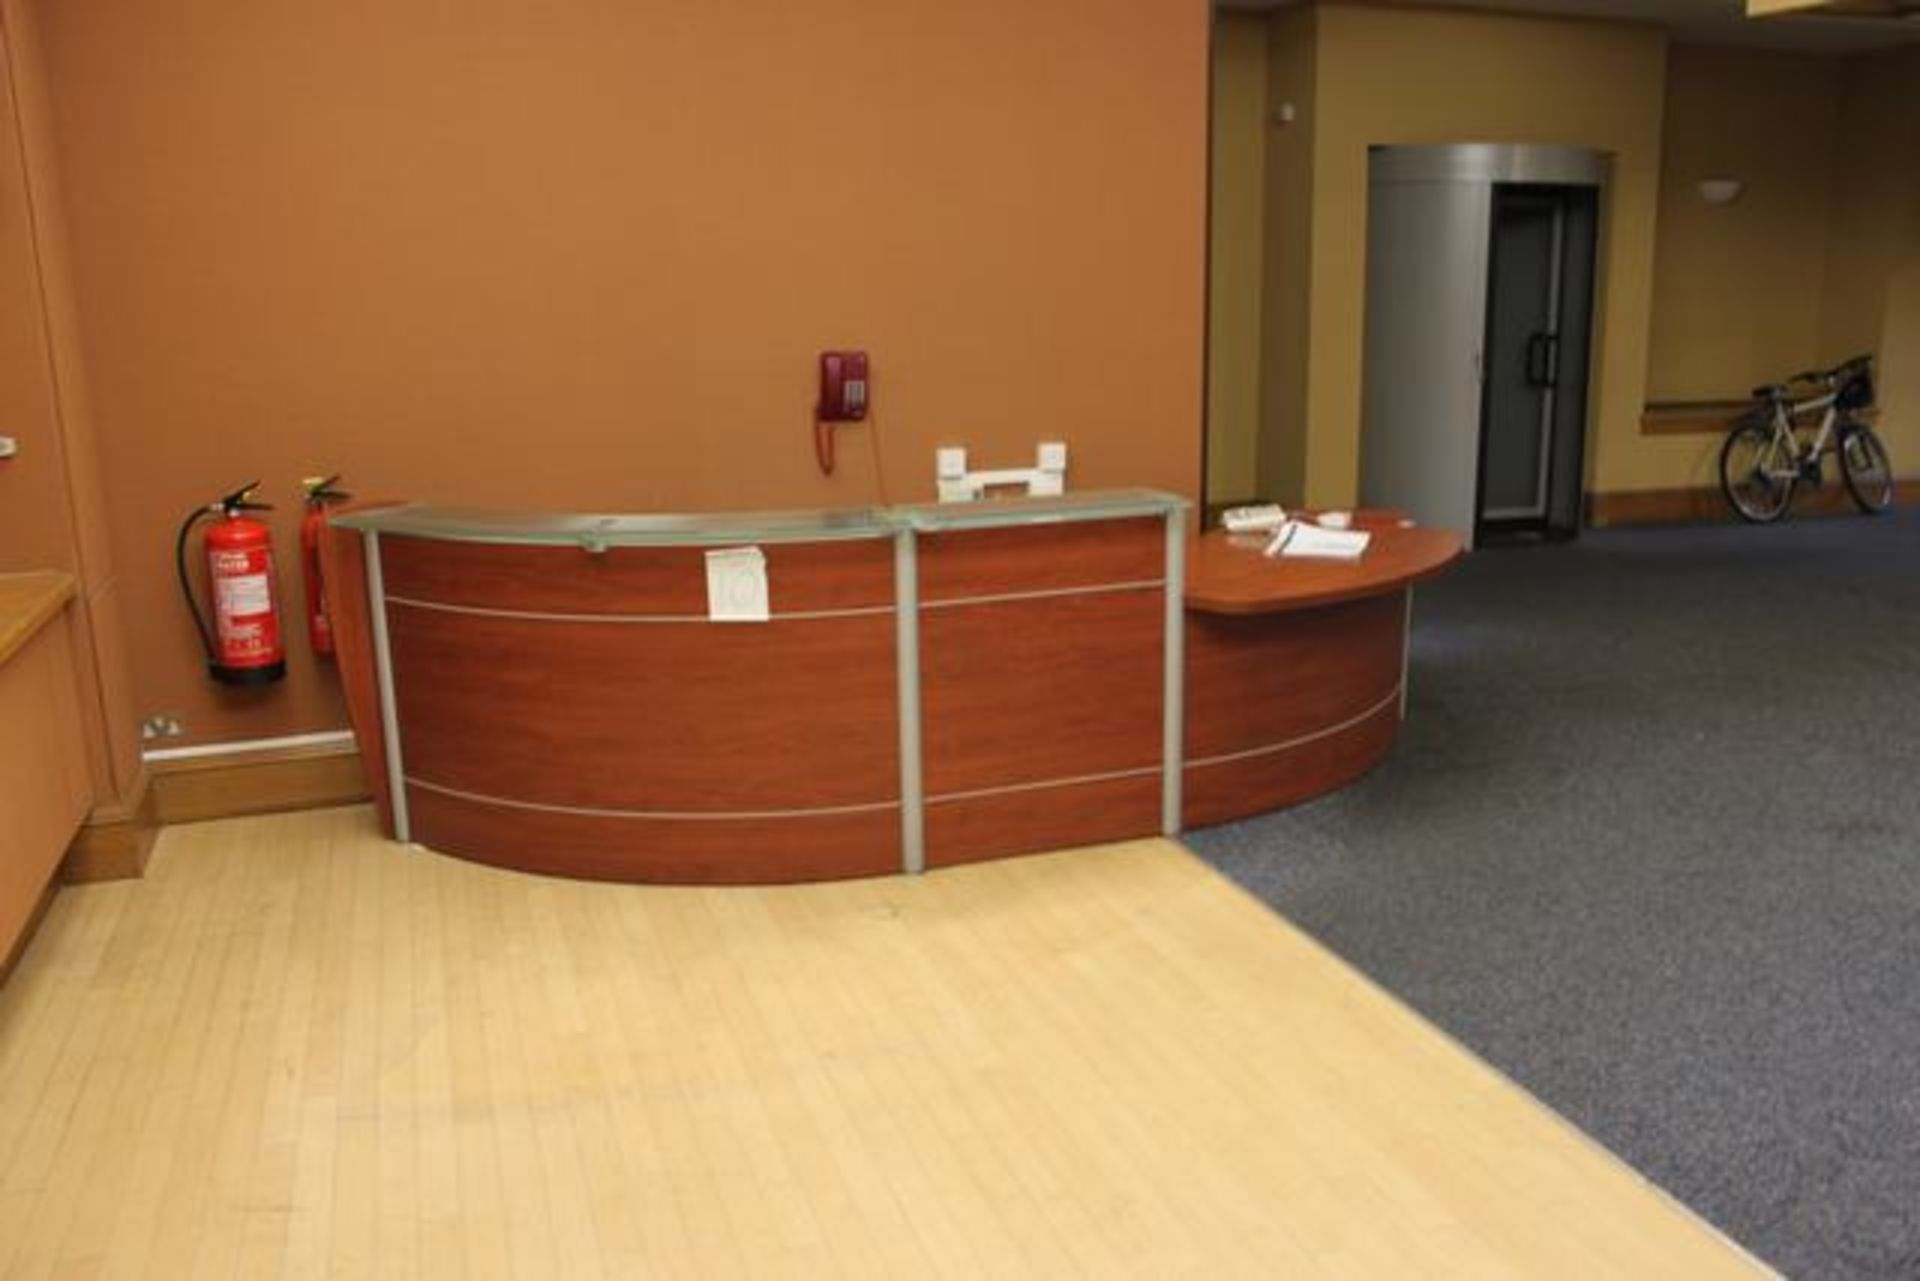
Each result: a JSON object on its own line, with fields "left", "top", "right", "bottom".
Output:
{"left": 140, "top": 713, "right": 186, "bottom": 741}
{"left": 0, "top": 436, "right": 18, "bottom": 459}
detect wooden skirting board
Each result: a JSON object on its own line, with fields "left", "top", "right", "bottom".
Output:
{"left": 1589, "top": 480, "right": 1919, "bottom": 528}
{"left": 149, "top": 739, "right": 369, "bottom": 825}
{"left": 61, "top": 776, "right": 159, "bottom": 883}
{"left": 60, "top": 738, "right": 369, "bottom": 884}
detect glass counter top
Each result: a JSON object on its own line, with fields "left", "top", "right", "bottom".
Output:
{"left": 332, "top": 489, "right": 1188, "bottom": 549}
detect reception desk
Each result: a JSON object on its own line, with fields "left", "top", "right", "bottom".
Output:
{"left": 325, "top": 493, "right": 1459, "bottom": 883}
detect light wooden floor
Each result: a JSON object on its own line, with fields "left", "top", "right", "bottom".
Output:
{"left": 0, "top": 807, "right": 1765, "bottom": 1279}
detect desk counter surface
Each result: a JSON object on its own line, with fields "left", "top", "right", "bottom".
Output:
{"left": 0, "top": 571, "right": 76, "bottom": 667}
{"left": 1185, "top": 514, "right": 1463, "bottom": 615}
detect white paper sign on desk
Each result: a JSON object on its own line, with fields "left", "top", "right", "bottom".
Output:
{"left": 705, "top": 546, "right": 770, "bottom": 622}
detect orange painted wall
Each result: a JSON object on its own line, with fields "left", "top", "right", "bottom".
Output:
{"left": 34, "top": 0, "right": 1209, "bottom": 747}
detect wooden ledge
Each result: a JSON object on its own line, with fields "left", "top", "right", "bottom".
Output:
{"left": 1642, "top": 400, "right": 1881, "bottom": 437}
{"left": 0, "top": 570, "right": 76, "bottom": 666}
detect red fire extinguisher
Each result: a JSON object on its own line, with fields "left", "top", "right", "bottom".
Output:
{"left": 299, "top": 474, "right": 350, "bottom": 657}
{"left": 175, "top": 482, "right": 286, "bottom": 686}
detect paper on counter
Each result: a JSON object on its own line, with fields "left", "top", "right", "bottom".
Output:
{"left": 1263, "top": 520, "right": 1371, "bottom": 561}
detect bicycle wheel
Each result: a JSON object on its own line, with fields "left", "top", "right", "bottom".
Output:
{"left": 1720, "top": 420, "right": 1796, "bottom": 523}
{"left": 1839, "top": 425, "right": 1894, "bottom": 514}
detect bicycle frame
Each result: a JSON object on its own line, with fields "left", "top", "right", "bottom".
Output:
{"left": 1755, "top": 388, "right": 1843, "bottom": 480}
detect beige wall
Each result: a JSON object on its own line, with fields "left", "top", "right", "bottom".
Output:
{"left": 1648, "top": 45, "right": 1841, "bottom": 404}
{"left": 35, "top": 0, "right": 1210, "bottom": 748}
{"left": 1819, "top": 46, "right": 1920, "bottom": 478}
{"left": 1206, "top": 12, "right": 1267, "bottom": 504}
{"left": 1255, "top": 7, "right": 1317, "bottom": 506}
{"left": 1301, "top": 5, "right": 1669, "bottom": 504}
{"left": 1216, "top": 6, "right": 1913, "bottom": 510}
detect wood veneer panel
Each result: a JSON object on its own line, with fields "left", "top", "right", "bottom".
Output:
{"left": 917, "top": 518, "right": 1163, "bottom": 603}
{"left": 1182, "top": 698, "right": 1400, "bottom": 829}
{"left": 1183, "top": 593, "right": 1405, "bottom": 761}
{"left": 320, "top": 522, "right": 392, "bottom": 833}
{"left": 390, "top": 610, "right": 898, "bottom": 812}
{"left": 407, "top": 785, "right": 899, "bottom": 884}
{"left": 0, "top": 613, "right": 88, "bottom": 963}
{"left": 920, "top": 589, "right": 1161, "bottom": 796}
{"left": 925, "top": 773, "right": 1160, "bottom": 868}
{"left": 381, "top": 535, "right": 895, "bottom": 615}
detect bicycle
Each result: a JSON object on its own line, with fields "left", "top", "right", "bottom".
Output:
{"left": 1719, "top": 354, "right": 1895, "bottom": 523}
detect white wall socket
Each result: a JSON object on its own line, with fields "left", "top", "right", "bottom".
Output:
{"left": 0, "top": 436, "right": 18, "bottom": 459}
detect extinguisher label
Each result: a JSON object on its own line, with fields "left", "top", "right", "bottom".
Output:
{"left": 216, "top": 573, "right": 273, "bottom": 620}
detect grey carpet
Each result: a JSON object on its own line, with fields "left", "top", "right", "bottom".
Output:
{"left": 1183, "top": 507, "right": 1920, "bottom": 1280}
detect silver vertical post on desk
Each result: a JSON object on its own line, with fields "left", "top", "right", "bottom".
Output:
{"left": 893, "top": 528, "right": 925, "bottom": 874}
{"left": 1161, "top": 507, "right": 1186, "bottom": 836}
{"left": 364, "top": 530, "right": 411, "bottom": 844}
{"left": 1400, "top": 587, "right": 1414, "bottom": 719}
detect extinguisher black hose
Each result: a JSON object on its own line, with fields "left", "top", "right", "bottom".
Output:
{"left": 175, "top": 506, "right": 218, "bottom": 663}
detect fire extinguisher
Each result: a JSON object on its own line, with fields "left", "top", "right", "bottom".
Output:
{"left": 299, "top": 474, "right": 350, "bottom": 658}
{"left": 175, "top": 481, "right": 286, "bottom": 686}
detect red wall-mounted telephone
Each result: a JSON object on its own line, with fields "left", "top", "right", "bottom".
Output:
{"left": 817, "top": 351, "right": 869, "bottom": 423}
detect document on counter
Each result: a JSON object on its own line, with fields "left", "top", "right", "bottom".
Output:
{"left": 1263, "top": 520, "right": 1371, "bottom": 561}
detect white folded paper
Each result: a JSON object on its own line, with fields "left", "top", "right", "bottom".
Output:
{"left": 1263, "top": 520, "right": 1371, "bottom": 561}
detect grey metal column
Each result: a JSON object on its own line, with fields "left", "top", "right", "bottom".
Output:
{"left": 363, "top": 530, "right": 411, "bottom": 843}
{"left": 893, "top": 528, "right": 925, "bottom": 873}
{"left": 1400, "top": 588, "right": 1414, "bottom": 719}
{"left": 1161, "top": 508, "right": 1185, "bottom": 836}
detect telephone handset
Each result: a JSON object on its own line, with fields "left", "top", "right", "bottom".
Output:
{"left": 818, "top": 351, "right": 869, "bottom": 422}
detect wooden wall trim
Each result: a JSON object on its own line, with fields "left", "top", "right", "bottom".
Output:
{"left": 1588, "top": 479, "right": 1918, "bottom": 527}
{"left": 62, "top": 771, "right": 157, "bottom": 883}
{"left": 149, "top": 739, "right": 370, "bottom": 826}
{"left": 1640, "top": 402, "right": 1880, "bottom": 437}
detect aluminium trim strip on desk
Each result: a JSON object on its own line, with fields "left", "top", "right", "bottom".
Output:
{"left": 332, "top": 488, "right": 1188, "bottom": 549}
{"left": 363, "top": 531, "right": 412, "bottom": 844}
{"left": 893, "top": 529, "right": 926, "bottom": 875}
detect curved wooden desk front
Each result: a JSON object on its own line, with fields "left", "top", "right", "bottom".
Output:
{"left": 1182, "top": 515, "right": 1463, "bottom": 828}
{"left": 324, "top": 498, "right": 1459, "bottom": 883}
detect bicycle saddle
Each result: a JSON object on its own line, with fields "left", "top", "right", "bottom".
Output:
{"left": 1752, "top": 383, "right": 1788, "bottom": 400}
